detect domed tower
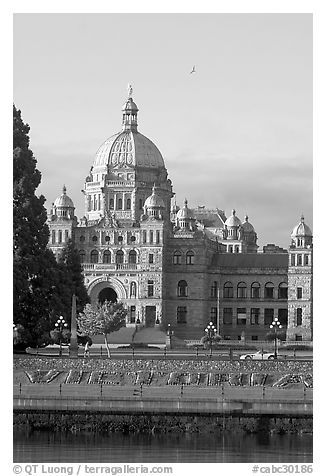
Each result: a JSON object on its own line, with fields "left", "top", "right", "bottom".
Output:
{"left": 47, "top": 185, "right": 76, "bottom": 257}
{"left": 224, "top": 209, "right": 242, "bottom": 240}
{"left": 241, "top": 215, "right": 258, "bottom": 253}
{"left": 287, "top": 215, "right": 313, "bottom": 341}
{"left": 143, "top": 184, "right": 165, "bottom": 220}
{"left": 83, "top": 87, "right": 173, "bottom": 223}
{"left": 176, "top": 199, "right": 196, "bottom": 231}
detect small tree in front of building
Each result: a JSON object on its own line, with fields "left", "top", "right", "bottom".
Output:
{"left": 77, "top": 301, "right": 127, "bottom": 357}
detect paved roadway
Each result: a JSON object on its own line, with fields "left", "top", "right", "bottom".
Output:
{"left": 13, "top": 384, "right": 312, "bottom": 402}
{"left": 25, "top": 346, "right": 313, "bottom": 360}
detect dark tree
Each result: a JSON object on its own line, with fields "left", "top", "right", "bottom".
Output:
{"left": 56, "top": 239, "right": 90, "bottom": 322}
{"left": 13, "top": 105, "right": 61, "bottom": 345}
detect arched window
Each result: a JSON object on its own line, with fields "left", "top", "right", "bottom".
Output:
{"left": 116, "top": 250, "right": 124, "bottom": 264}
{"left": 51, "top": 230, "right": 56, "bottom": 244}
{"left": 58, "top": 230, "right": 62, "bottom": 244}
{"left": 65, "top": 230, "right": 69, "bottom": 241}
{"left": 278, "top": 283, "right": 288, "bottom": 299}
{"left": 186, "top": 251, "right": 194, "bottom": 265}
{"left": 103, "top": 250, "right": 111, "bottom": 264}
{"left": 251, "top": 282, "right": 260, "bottom": 299}
{"left": 117, "top": 198, "right": 123, "bottom": 210}
{"left": 177, "top": 280, "right": 188, "bottom": 297}
{"left": 79, "top": 250, "right": 86, "bottom": 263}
{"left": 173, "top": 251, "right": 182, "bottom": 265}
{"left": 130, "top": 282, "right": 137, "bottom": 298}
{"left": 126, "top": 198, "right": 131, "bottom": 210}
{"left": 223, "top": 282, "right": 233, "bottom": 298}
{"left": 90, "top": 250, "right": 98, "bottom": 264}
{"left": 156, "top": 230, "right": 160, "bottom": 244}
{"left": 296, "top": 308, "right": 303, "bottom": 326}
{"left": 297, "top": 254, "right": 302, "bottom": 266}
{"left": 264, "top": 282, "right": 274, "bottom": 299}
{"left": 129, "top": 250, "right": 137, "bottom": 264}
{"left": 237, "top": 282, "right": 247, "bottom": 299}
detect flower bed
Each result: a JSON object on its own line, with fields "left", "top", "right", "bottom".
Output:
{"left": 65, "top": 370, "right": 83, "bottom": 384}
{"left": 135, "top": 371, "right": 153, "bottom": 386}
{"left": 25, "top": 370, "right": 60, "bottom": 384}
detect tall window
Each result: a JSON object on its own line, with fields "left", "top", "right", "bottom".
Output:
{"left": 51, "top": 230, "right": 56, "bottom": 244}
{"left": 297, "top": 287, "right": 303, "bottom": 299}
{"left": 237, "top": 282, "right": 247, "bottom": 299}
{"left": 223, "top": 308, "right": 232, "bottom": 325}
{"left": 173, "top": 251, "right": 181, "bottom": 265}
{"left": 278, "top": 308, "right": 288, "bottom": 327}
{"left": 79, "top": 250, "right": 86, "bottom": 263}
{"left": 291, "top": 254, "right": 295, "bottom": 266}
{"left": 143, "top": 231, "right": 147, "bottom": 243}
{"left": 177, "top": 306, "right": 187, "bottom": 324}
{"left": 129, "top": 250, "right": 137, "bottom": 264}
{"left": 156, "top": 231, "right": 160, "bottom": 244}
{"left": 130, "top": 282, "right": 137, "bottom": 298}
{"left": 148, "top": 280, "right": 154, "bottom": 297}
{"left": 278, "top": 283, "right": 288, "bottom": 299}
{"left": 186, "top": 251, "right": 194, "bottom": 265}
{"left": 210, "top": 281, "right": 218, "bottom": 298}
{"left": 65, "top": 230, "right": 69, "bottom": 241}
{"left": 139, "top": 198, "right": 143, "bottom": 210}
{"left": 264, "top": 308, "right": 274, "bottom": 325}
{"left": 177, "top": 280, "right": 188, "bottom": 297}
{"left": 116, "top": 250, "right": 124, "bottom": 264}
{"left": 126, "top": 198, "right": 131, "bottom": 210}
{"left": 250, "top": 308, "right": 260, "bottom": 325}
{"left": 117, "top": 198, "right": 123, "bottom": 210}
{"left": 264, "top": 282, "right": 274, "bottom": 299}
{"left": 237, "top": 308, "right": 247, "bottom": 325}
{"left": 58, "top": 230, "right": 62, "bottom": 244}
{"left": 296, "top": 308, "right": 303, "bottom": 326}
{"left": 149, "top": 253, "right": 154, "bottom": 264}
{"left": 251, "top": 282, "right": 260, "bottom": 299}
{"left": 90, "top": 250, "right": 98, "bottom": 264}
{"left": 223, "top": 282, "right": 233, "bottom": 298}
{"left": 297, "top": 254, "right": 302, "bottom": 266}
{"left": 109, "top": 198, "right": 114, "bottom": 209}
{"left": 150, "top": 231, "right": 154, "bottom": 244}
{"left": 103, "top": 250, "right": 111, "bottom": 264}
{"left": 304, "top": 254, "right": 309, "bottom": 265}
{"left": 130, "top": 305, "right": 136, "bottom": 324}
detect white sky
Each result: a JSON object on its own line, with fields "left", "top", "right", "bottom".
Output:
{"left": 13, "top": 13, "right": 312, "bottom": 248}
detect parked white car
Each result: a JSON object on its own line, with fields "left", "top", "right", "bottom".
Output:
{"left": 239, "top": 350, "right": 276, "bottom": 361}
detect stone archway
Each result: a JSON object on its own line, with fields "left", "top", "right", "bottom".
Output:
{"left": 98, "top": 287, "right": 117, "bottom": 304}
{"left": 87, "top": 276, "right": 127, "bottom": 305}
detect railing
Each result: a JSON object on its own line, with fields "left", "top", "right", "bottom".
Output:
{"left": 82, "top": 263, "right": 139, "bottom": 271}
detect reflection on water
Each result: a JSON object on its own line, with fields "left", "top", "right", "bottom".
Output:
{"left": 13, "top": 430, "right": 313, "bottom": 463}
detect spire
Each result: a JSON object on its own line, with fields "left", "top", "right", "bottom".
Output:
{"left": 244, "top": 214, "right": 249, "bottom": 222}
{"left": 232, "top": 209, "right": 236, "bottom": 216}
{"left": 122, "top": 84, "right": 138, "bottom": 132}
{"left": 184, "top": 198, "right": 188, "bottom": 207}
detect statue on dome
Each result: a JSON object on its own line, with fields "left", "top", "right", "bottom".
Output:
{"left": 127, "top": 83, "right": 133, "bottom": 98}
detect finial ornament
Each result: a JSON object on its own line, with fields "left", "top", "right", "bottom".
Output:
{"left": 245, "top": 214, "right": 249, "bottom": 221}
{"left": 127, "top": 83, "right": 133, "bottom": 98}
{"left": 184, "top": 198, "right": 188, "bottom": 207}
{"left": 232, "top": 209, "right": 236, "bottom": 215}
{"left": 301, "top": 213, "right": 305, "bottom": 223}
{"left": 63, "top": 184, "right": 67, "bottom": 194}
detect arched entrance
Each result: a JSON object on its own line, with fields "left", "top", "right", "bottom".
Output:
{"left": 98, "top": 287, "right": 118, "bottom": 304}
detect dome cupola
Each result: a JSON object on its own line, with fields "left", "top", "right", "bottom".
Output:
{"left": 143, "top": 184, "right": 165, "bottom": 219}
{"left": 224, "top": 209, "right": 242, "bottom": 240}
{"left": 176, "top": 199, "right": 195, "bottom": 230}
{"left": 122, "top": 84, "right": 138, "bottom": 132}
{"left": 52, "top": 185, "right": 75, "bottom": 219}
{"left": 291, "top": 215, "right": 313, "bottom": 248}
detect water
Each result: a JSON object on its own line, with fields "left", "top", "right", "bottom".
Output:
{"left": 13, "top": 430, "right": 312, "bottom": 463}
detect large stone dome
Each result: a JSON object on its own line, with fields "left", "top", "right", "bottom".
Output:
{"left": 92, "top": 94, "right": 165, "bottom": 171}
{"left": 93, "top": 130, "right": 165, "bottom": 169}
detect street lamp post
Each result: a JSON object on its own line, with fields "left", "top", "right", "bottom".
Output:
{"left": 167, "top": 324, "right": 174, "bottom": 350}
{"left": 270, "top": 317, "right": 282, "bottom": 358}
{"left": 55, "top": 316, "right": 68, "bottom": 356}
{"left": 205, "top": 321, "right": 217, "bottom": 357}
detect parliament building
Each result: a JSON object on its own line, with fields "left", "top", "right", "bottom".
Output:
{"left": 47, "top": 92, "right": 313, "bottom": 342}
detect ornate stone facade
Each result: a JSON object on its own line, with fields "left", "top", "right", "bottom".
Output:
{"left": 47, "top": 92, "right": 313, "bottom": 342}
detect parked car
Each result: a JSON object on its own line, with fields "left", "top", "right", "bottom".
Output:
{"left": 239, "top": 350, "right": 276, "bottom": 360}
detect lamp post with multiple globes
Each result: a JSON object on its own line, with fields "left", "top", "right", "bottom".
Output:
{"left": 55, "top": 316, "right": 68, "bottom": 356}
{"left": 270, "top": 317, "right": 282, "bottom": 358}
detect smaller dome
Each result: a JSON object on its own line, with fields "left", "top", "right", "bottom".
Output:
{"left": 225, "top": 209, "right": 242, "bottom": 227}
{"left": 122, "top": 97, "right": 139, "bottom": 112}
{"left": 176, "top": 199, "right": 193, "bottom": 220}
{"left": 242, "top": 215, "right": 255, "bottom": 232}
{"left": 144, "top": 184, "right": 165, "bottom": 209}
{"left": 54, "top": 185, "right": 74, "bottom": 208}
{"left": 291, "top": 215, "right": 312, "bottom": 237}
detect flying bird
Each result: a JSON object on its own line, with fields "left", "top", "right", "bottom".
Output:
{"left": 190, "top": 65, "right": 196, "bottom": 74}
